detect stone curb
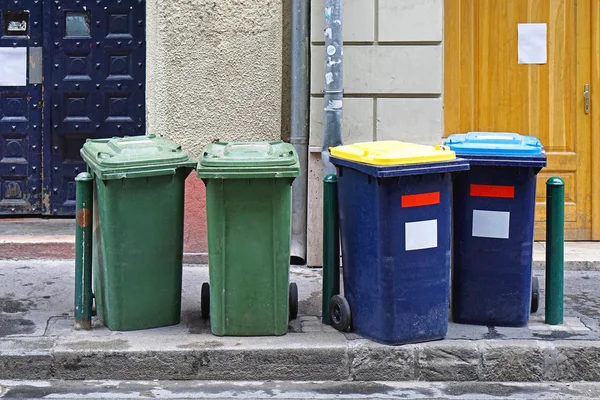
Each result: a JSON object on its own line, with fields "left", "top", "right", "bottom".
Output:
{"left": 1, "top": 248, "right": 598, "bottom": 271}
{"left": 0, "top": 241, "right": 595, "bottom": 269}
{"left": 3, "top": 335, "right": 600, "bottom": 382}
{"left": 346, "top": 339, "right": 600, "bottom": 382}
{"left": 0, "top": 242, "right": 75, "bottom": 261}
{"left": 532, "top": 260, "right": 600, "bottom": 271}
{"left": 0, "top": 242, "right": 207, "bottom": 264}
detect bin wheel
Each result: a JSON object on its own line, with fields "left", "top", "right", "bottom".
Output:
{"left": 531, "top": 277, "right": 540, "bottom": 314}
{"left": 91, "top": 293, "right": 97, "bottom": 317}
{"left": 329, "top": 295, "right": 351, "bottom": 332}
{"left": 289, "top": 282, "right": 299, "bottom": 320}
{"left": 201, "top": 282, "right": 210, "bottom": 319}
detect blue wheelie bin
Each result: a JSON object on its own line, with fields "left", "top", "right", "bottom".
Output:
{"left": 446, "top": 132, "right": 546, "bottom": 327}
{"left": 329, "top": 141, "right": 469, "bottom": 345}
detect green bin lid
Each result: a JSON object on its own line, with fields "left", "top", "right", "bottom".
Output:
{"left": 80, "top": 134, "right": 195, "bottom": 180}
{"left": 196, "top": 141, "right": 300, "bottom": 179}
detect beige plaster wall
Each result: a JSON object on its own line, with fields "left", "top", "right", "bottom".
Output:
{"left": 146, "top": 0, "right": 285, "bottom": 159}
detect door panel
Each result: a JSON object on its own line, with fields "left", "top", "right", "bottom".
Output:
{"left": 445, "top": 0, "right": 592, "bottom": 240}
{"left": 0, "top": 2, "right": 43, "bottom": 214}
{"left": 48, "top": 0, "right": 145, "bottom": 215}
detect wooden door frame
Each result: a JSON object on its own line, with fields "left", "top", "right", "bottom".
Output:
{"left": 591, "top": 0, "right": 600, "bottom": 240}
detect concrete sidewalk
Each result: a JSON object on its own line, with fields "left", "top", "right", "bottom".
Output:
{"left": 2, "top": 260, "right": 600, "bottom": 382}
{"left": 3, "top": 219, "right": 600, "bottom": 269}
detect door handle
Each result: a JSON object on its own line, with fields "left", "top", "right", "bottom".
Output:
{"left": 584, "top": 84, "right": 590, "bottom": 114}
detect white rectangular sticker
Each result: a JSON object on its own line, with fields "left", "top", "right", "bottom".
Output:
{"left": 405, "top": 219, "right": 438, "bottom": 251}
{"left": 518, "top": 23, "right": 547, "bottom": 64}
{"left": 0, "top": 47, "right": 27, "bottom": 86}
{"left": 472, "top": 210, "right": 510, "bottom": 239}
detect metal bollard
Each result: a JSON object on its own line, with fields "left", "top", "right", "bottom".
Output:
{"left": 322, "top": 174, "right": 340, "bottom": 325}
{"left": 545, "top": 177, "right": 565, "bottom": 325}
{"left": 74, "top": 172, "right": 94, "bottom": 330}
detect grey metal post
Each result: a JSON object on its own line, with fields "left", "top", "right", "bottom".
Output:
{"left": 322, "top": 0, "right": 343, "bottom": 176}
{"left": 290, "top": 0, "right": 310, "bottom": 265}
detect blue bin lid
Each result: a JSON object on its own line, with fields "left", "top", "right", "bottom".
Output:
{"left": 446, "top": 132, "right": 544, "bottom": 157}
{"left": 445, "top": 132, "right": 546, "bottom": 168}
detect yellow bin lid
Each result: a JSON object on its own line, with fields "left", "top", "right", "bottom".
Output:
{"left": 330, "top": 141, "right": 456, "bottom": 166}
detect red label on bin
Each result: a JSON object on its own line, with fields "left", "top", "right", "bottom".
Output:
{"left": 470, "top": 184, "right": 515, "bottom": 198}
{"left": 401, "top": 192, "right": 440, "bottom": 208}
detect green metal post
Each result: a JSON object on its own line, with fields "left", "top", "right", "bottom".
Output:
{"left": 322, "top": 174, "right": 340, "bottom": 325}
{"left": 74, "top": 172, "right": 94, "bottom": 330}
{"left": 545, "top": 177, "right": 565, "bottom": 325}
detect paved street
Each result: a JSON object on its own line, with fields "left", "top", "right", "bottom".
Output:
{"left": 2, "top": 380, "right": 600, "bottom": 399}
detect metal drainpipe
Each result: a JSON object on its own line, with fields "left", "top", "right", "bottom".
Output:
{"left": 322, "top": 0, "right": 343, "bottom": 176}
{"left": 290, "top": 0, "right": 310, "bottom": 265}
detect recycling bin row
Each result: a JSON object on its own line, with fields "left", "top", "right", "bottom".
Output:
{"left": 328, "top": 132, "right": 546, "bottom": 345}
{"left": 79, "top": 136, "right": 300, "bottom": 335}
{"left": 78, "top": 131, "right": 546, "bottom": 346}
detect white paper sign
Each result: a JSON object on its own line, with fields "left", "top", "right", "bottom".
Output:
{"left": 0, "top": 48, "right": 27, "bottom": 86}
{"left": 518, "top": 23, "right": 547, "bottom": 64}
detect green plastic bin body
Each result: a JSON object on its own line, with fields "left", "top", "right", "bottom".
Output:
{"left": 197, "top": 141, "right": 300, "bottom": 336}
{"left": 81, "top": 135, "right": 194, "bottom": 331}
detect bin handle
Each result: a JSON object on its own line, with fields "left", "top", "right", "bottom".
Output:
{"left": 102, "top": 167, "right": 178, "bottom": 179}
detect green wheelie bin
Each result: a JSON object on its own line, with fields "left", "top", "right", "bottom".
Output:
{"left": 81, "top": 134, "right": 195, "bottom": 331}
{"left": 196, "top": 141, "right": 300, "bottom": 336}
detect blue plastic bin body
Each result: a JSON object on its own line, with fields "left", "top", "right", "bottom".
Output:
{"left": 330, "top": 156, "right": 469, "bottom": 345}
{"left": 446, "top": 132, "right": 546, "bottom": 327}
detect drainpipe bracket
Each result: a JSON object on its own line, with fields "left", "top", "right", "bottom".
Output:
{"left": 290, "top": 137, "right": 308, "bottom": 145}
{"left": 322, "top": 89, "right": 344, "bottom": 95}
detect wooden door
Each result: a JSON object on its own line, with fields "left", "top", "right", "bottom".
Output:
{"left": 444, "top": 0, "right": 594, "bottom": 240}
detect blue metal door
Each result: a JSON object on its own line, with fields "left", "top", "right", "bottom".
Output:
{"left": 0, "top": 0, "right": 145, "bottom": 215}
{"left": 47, "top": 0, "right": 146, "bottom": 215}
{"left": 0, "top": 3, "right": 43, "bottom": 213}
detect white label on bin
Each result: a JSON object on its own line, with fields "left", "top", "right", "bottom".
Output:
{"left": 472, "top": 210, "right": 510, "bottom": 239}
{"left": 405, "top": 219, "right": 438, "bottom": 251}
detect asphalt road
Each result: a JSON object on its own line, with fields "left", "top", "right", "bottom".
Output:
{"left": 2, "top": 380, "right": 600, "bottom": 399}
